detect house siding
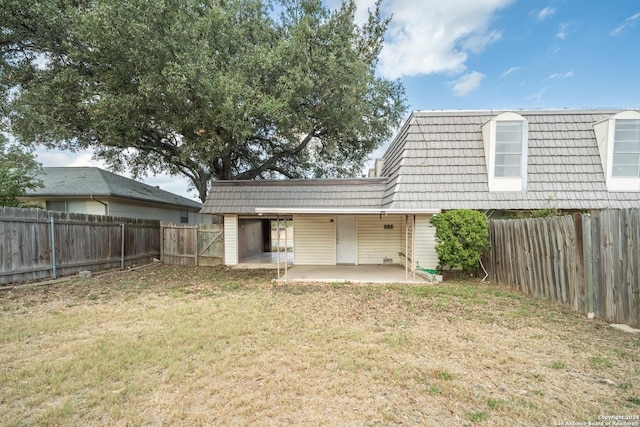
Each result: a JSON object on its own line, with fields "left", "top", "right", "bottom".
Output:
{"left": 224, "top": 215, "right": 238, "bottom": 265}
{"left": 25, "top": 196, "right": 208, "bottom": 224}
{"left": 109, "top": 199, "right": 184, "bottom": 223}
{"left": 414, "top": 215, "right": 438, "bottom": 270}
{"left": 357, "top": 215, "right": 405, "bottom": 265}
{"left": 293, "top": 215, "right": 336, "bottom": 265}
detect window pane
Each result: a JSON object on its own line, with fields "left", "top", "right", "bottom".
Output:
{"left": 615, "top": 120, "right": 640, "bottom": 141}
{"left": 615, "top": 140, "right": 640, "bottom": 153}
{"left": 613, "top": 120, "right": 640, "bottom": 177}
{"left": 495, "top": 165, "right": 521, "bottom": 177}
{"left": 180, "top": 210, "right": 189, "bottom": 224}
{"left": 495, "top": 121, "right": 523, "bottom": 178}
{"left": 46, "top": 201, "right": 66, "bottom": 212}
{"left": 612, "top": 153, "right": 640, "bottom": 177}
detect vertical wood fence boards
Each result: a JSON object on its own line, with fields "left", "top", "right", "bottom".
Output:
{"left": 0, "top": 207, "right": 160, "bottom": 286}
{"left": 489, "top": 209, "right": 640, "bottom": 328}
{"left": 160, "top": 223, "right": 223, "bottom": 266}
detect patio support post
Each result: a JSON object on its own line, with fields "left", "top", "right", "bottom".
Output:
{"left": 405, "top": 215, "right": 408, "bottom": 282}
{"left": 276, "top": 215, "right": 281, "bottom": 279}
{"left": 412, "top": 215, "right": 416, "bottom": 281}
{"left": 284, "top": 217, "right": 288, "bottom": 280}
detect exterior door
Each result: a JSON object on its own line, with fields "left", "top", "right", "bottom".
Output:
{"left": 336, "top": 215, "right": 356, "bottom": 264}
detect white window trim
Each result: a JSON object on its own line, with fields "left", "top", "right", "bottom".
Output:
{"left": 594, "top": 110, "right": 640, "bottom": 192}
{"left": 482, "top": 112, "right": 528, "bottom": 192}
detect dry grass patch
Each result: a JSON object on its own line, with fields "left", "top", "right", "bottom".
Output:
{"left": 1, "top": 265, "right": 639, "bottom": 425}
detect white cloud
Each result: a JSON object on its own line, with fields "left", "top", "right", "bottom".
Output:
{"left": 372, "top": 0, "right": 514, "bottom": 79}
{"left": 610, "top": 12, "right": 640, "bottom": 36}
{"left": 556, "top": 22, "right": 570, "bottom": 39}
{"left": 544, "top": 71, "right": 574, "bottom": 81}
{"left": 501, "top": 66, "right": 520, "bottom": 78}
{"left": 534, "top": 7, "right": 556, "bottom": 21}
{"left": 460, "top": 29, "right": 503, "bottom": 54}
{"left": 526, "top": 87, "right": 548, "bottom": 105}
{"left": 450, "top": 71, "right": 485, "bottom": 97}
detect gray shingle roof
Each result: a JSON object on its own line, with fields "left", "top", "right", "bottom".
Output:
{"left": 28, "top": 167, "right": 202, "bottom": 209}
{"left": 202, "top": 109, "right": 640, "bottom": 214}
{"left": 381, "top": 109, "right": 640, "bottom": 210}
{"left": 202, "top": 178, "right": 387, "bottom": 214}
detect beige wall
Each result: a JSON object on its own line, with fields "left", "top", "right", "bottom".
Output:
{"left": 224, "top": 215, "right": 238, "bottom": 265}
{"left": 357, "top": 215, "right": 405, "bottom": 264}
{"left": 292, "top": 214, "right": 437, "bottom": 267}
{"left": 23, "top": 196, "right": 210, "bottom": 225}
{"left": 293, "top": 215, "right": 336, "bottom": 265}
{"left": 414, "top": 215, "right": 438, "bottom": 270}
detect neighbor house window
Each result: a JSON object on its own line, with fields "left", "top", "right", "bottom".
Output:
{"left": 495, "top": 121, "right": 524, "bottom": 178}
{"left": 612, "top": 119, "right": 640, "bottom": 177}
{"left": 46, "top": 201, "right": 66, "bottom": 212}
{"left": 180, "top": 210, "right": 189, "bottom": 224}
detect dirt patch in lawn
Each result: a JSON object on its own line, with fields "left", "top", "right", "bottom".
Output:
{"left": 1, "top": 265, "right": 639, "bottom": 426}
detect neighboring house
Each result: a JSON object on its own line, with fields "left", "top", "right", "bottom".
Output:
{"left": 24, "top": 167, "right": 210, "bottom": 224}
{"left": 201, "top": 109, "right": 640, "bottom": 271}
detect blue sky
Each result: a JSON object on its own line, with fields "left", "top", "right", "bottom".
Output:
{"left": 36, "top": 0, "right": 640, "bottom": 199}
{"left": 369, "top": 0, "right": 640, "bottom": 111}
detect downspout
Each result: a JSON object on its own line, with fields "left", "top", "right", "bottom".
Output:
{"left": 90, "top": 195, "right": 109, "bottom": 216}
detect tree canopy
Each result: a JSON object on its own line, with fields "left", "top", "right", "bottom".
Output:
{"left": 1, "top": 0, "right": 407, "bottom": 202}
{"left": 0, "top": 135, "right": 43, "bottom": 207}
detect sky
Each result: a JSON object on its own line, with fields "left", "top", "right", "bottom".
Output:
{"left": 34, "top": 0, "right": 640, "bottom": 201}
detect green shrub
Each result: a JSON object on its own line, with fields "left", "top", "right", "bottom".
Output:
{"left": 430, "top": 209, "right": 491, "bottom": 271}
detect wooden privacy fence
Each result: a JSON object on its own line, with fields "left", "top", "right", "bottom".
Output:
{"left": 161, "top": 223, "right": 223, "bottom": 266}
{"left": 0, "top": 206, "right": 161, "bottom": 286}
{"left": 489, "top": 209, "right": 640, "bottom": 328}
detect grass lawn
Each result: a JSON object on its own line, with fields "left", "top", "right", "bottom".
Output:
{"left": 1, "top": 265, "right": 639, "bottom": 426}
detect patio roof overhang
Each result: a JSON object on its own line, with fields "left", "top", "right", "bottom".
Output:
{"left": 254, "top": 207, "right": 441, "bottom": 215}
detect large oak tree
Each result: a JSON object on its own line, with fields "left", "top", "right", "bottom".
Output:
{"left": 1, "top": 0, "right": 406, "bottom": 201}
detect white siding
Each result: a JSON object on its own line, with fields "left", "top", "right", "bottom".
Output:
{"left": 294, "top": 215, "right": 335, "bottom": 265}
{"left": 414, "top": 215, "right": 438, "bottom": 270}
{"left": 357, "top": 215, "right": 404, "bottom": 265}
{"left": 224, "top": 215, "right": 238, "bottom": 265}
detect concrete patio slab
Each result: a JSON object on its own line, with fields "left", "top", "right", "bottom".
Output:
{"left": 277, "top": 265, "right": 431, "bottom": 284}
{"left": 233, "top": 251, "right": 293, "bottom": 270}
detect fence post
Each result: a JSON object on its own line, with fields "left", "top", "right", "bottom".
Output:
{"left": 581, "top": 214, "right": 593, "bottom": 314}
{"left": 50, "top": 217, "right": 57, "bottom": 279}
{"left": 121, "top": 223, "right": 125, "bottom": 269}
{"left": 160, "top": 222, "right": 164, "bottom": 263}
{"left": 194, "top": 226, "right": 199, "bottom": 266}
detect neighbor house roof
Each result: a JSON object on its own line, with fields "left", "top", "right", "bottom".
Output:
{"left": 202, "top": 178, "right": 387, "bottom": 215}
{"left": 381, "top": 109, "right": 640, "bottom": 211}
{"left": 28, "top": 167, "right": 202, "bottom": 210}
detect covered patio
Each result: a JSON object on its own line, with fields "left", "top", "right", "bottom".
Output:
{"left": 276, "top": 264, "right": 436, "bottom": 284}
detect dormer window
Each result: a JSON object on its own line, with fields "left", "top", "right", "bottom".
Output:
{"left": 612, "top": 119, "right": 640, "bottom": 177}
{"left": 594, "top": 110, "right": 640, "bottom": 191}
{"left": 482, "top": 112, "right": 528, "bottom": 192}
{"left": 495, "top": 121, "right": 524, "bottom": 177}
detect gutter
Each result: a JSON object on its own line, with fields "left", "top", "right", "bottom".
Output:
{"left": 254, "top": 207, "right": 441, "bottom": 215}
{"left": 90, "top": 195, "right": 109, "bottom": 215}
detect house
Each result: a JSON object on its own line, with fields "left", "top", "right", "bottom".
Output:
{"left": 24, "top": 167, "right": 210, "bottom": 224}
{"left": 201, "top": 109, "right": 640, "bottom": 271}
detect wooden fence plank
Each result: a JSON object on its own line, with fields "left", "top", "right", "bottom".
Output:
{"left": 160, "top": 223, "right": 223, "bottom": 266}
{"left": 0, "top": 207, "right": 160, "bottom": 285}
{"left": 489, "top": 209, "right": 640, "bottom": 328}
